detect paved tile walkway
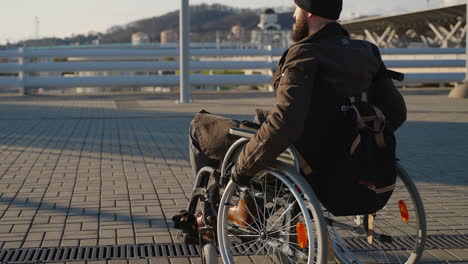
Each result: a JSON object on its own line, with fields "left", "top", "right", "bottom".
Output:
{"left": 0, "top": 90, "right": 466, "bottom": 263}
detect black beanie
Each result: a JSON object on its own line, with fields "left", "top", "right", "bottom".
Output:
{"left": 294, "top": 0, "right": 342, "bottom": 20}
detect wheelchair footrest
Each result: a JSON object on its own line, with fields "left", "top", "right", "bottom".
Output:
{"left": 172, "top": 210, "right": 199, "bottom": 244}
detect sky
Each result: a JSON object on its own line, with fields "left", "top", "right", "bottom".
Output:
{"left": 0, "top": 0, "right": 458, "bottom": 44}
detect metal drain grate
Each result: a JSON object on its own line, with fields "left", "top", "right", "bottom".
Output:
{"left": 0, "top": 234, "right": 466, "bottom": 263}
{"left": 0, "top": 243, "right": 200, "bottom": 264}
{"left": 345, "top": 234, "right": 468, "bottom": 252}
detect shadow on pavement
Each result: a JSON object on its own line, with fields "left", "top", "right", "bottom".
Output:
{"left": 0, "top": 196, "right": 168, "bottom": 228}
{"left": 0, "top": 97, "right": 466, "bottom": 188}
{"left": 396, "top": 121, "right": 468, "bottom": 186}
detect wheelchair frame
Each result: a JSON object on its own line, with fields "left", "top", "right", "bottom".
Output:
{"left": 182, "top": 127, "right": 426, "bottom": 264}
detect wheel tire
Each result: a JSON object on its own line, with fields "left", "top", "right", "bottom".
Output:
{"left": 202, "top": 243, "right": 218, "bottom": 264}
{"left": 395, "top": 163, "right": 427, "bottom": 263}
{"left": 328, "top": 162, "right": 427, "bottom": 264}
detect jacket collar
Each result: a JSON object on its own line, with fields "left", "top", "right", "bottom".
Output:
{"left": 295, "top": 22, "right": 350, "bottom": 45}
{"left": 276, "top": 23, "right": 350, "bottom": 68}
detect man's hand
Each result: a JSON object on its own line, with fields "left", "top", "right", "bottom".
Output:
{"left": 230, "top": 165, "right": 251, "bottom": 186}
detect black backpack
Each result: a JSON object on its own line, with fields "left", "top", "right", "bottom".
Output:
{"left": 309, "top": 92, "right": 397, "bottom": 216}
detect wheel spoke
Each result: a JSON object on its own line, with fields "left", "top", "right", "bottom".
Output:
{"left": 270, "top": 237, "right": 303, "bottom": 248}
{"left": 235, "top": 238, "right": 261, "bottom": 259}
{"left": 272, "top": 211, "right": 302, "bottom": 234}
{"left": 261, "top": 243, "right": 272, "bottom": 264}
{"left": 270, "top": 237, "right": 308, "bottom": 262}
{"left": 238, "top": 238, "right": 261, "bottom": 255}
{"left": 267, "top": 200, "right": 297, "bottom": 232}
{"left": 270, "top": 180, "right": 284, "bottom": 221}
{"left": 252, "top": 240, "right": 270, "bottom": 263}
{"left": 263, "top": 175, "right": 268, "bottom": 230}
{"left": 233, "top": 188, "right": 262, "bottom": 232}
{"left": 279, "top": 246, "right": 296, "bottom": 264}
{"left": 270, "top": 232, "right": 298, "bottom": 236}
{"left": 236, "top": 215, "right": 261, "bottom": 233}
{"left": 228, "top": 234, "right": 260, "bottom": 237}
{"left": 231, "top": 238, "right": 260, "bottom": 249}
{"left": 247, "top": 187, "right": 266, "bottom": 229}
{"left": 376, "top": 241, "right": 392, "bottom": 263}
{"left": 239, "top": 193, "right": 264, "bottom": 231}
{"left": 274, "top": 240, "right": 310, "bottom": 260}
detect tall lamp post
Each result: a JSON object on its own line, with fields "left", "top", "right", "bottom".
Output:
{"left": 179, "top": 0, "right": 191, "bottom": 103}
{"left": 466, "top": 0, "right": 467, "bottom": 87}
{"left": 450, "top": 0, "right": 468, "bottom": 98}
{"left": 35, "top": 17, "right": 40, "bottom": 39}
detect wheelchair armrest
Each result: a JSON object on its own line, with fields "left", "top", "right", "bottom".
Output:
{"left": 226, "top": 127, "right": 301, "bottom": 174}
{"left": 229, "top": 127, "right": 255, "bottom": 138}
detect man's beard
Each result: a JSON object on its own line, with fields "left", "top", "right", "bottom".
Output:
{"left": 291, "top": 16, "right": 309, "bottom": 42}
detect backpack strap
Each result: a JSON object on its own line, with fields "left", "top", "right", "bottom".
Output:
{"left": 347, "top": 104, "right": 364, "bottom": 155}
{"left": 350, "top": 134, "right": 361, "bottom": 155}
{"left": 347, "top": 98, "right": 387, "bottom": 151}
{"left": 372, "top": 106, "right": 386, "bottom": 148}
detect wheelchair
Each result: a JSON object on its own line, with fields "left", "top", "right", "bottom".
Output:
{"left": 176, "top": 127, "right": 427, "bottom": 264}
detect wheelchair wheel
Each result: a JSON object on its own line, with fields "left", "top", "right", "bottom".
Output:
{"left": 217, "top": 168, "right": 328, "bottom": 264}
{"left": 328, "top": 163, "right": 427, "bottom": 264}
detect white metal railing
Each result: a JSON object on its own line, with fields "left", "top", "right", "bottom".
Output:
{"left": 0, "top": 47, "right": 465, "bottom": 93}
{"left": 0, "top": 60, "right": 463, "bottom": 73}
{"left": 0, "top": 47, "right": 463, "bottom": 58}
{"left": 0, "top": 48, "right": 281, "bottom": 58}
{"left": 381, "top": 48, "right": 464, "bottom": 55}
{"left": 0, "top": 61, "right": 277, "bottom": 73}
{"left": 0, "top": 75, "right": 272, "bottom": 88}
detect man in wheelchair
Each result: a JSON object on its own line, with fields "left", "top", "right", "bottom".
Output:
{"left": 184, "top": 0, "right": 406, "bottom": 222}
{"left": 172, "top": 0, "right": 420, "bottom": 263}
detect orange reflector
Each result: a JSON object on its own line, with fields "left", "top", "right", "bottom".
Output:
{"left": 295, "top": 185, "right": 302, "bottom": 193}
{"left": 296, "top": 222, "right": 308, "bottom": 249}
{"left": 399, "top": 200, "right": 409, "bottom": 223}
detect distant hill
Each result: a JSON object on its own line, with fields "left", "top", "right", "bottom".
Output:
{"left": 5, "top": 4, "right": 295, "bottom": 48}
{"left": 99, "top": 4, "right": 260, "bottom": 43}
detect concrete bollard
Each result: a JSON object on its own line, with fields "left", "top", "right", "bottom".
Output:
{"left": 449, "top": 82, "right": 468, "bottom": 98}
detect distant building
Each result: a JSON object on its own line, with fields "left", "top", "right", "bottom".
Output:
{"left": 258, "top": 8, "right": 281, "bottom": 30}
{"left": 132, "top": 32, "right": 150, "bottom": 45}
{"left": 251, "top": 9, "right": 292, "bottom": 48}
{"left": 161, "top": 29, "right": 178, "bottom": 44}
